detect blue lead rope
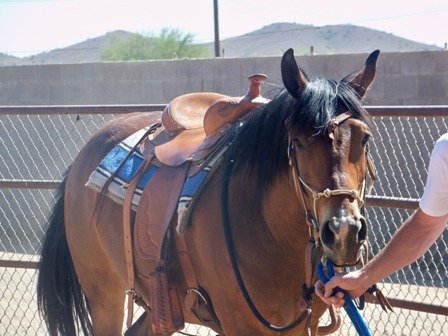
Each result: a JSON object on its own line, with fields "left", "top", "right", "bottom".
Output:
{"left": 317, "top": 261, "right": 371, "bottom": 336}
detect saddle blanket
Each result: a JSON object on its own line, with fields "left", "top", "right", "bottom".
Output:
{"left": 85, "top": 126, "right": 226, "bottom": 232}
{"left": 85, "top": 127, "right": 156, "bottom": 211}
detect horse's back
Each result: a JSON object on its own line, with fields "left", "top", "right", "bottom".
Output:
{"left": 67, "top": 111, "right": 161, "bottom": 193}
{"left": 75, "top": 112, "right": 162, "bottom": 169}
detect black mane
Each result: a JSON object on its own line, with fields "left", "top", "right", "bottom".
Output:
{"left": 225, "top": 76, "right": 373, "bottom": 193}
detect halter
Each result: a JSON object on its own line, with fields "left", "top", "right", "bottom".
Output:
{"left": 287, "top": 111, "right": 375, "bottom": 334}
{"left": 287, "top": 111, "right": 374, "bottom": 237}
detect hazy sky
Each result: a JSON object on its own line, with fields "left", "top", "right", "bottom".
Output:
{"left": 1, "top": 0, "right": 447, "bottom": 57}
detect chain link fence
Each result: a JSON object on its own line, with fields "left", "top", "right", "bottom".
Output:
{"left": 1, "top": 106, "right": 447, "bottom": 335}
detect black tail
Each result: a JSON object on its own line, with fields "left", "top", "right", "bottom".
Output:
{"left": 37, "top": 176, "right": 93, "bottom": 336}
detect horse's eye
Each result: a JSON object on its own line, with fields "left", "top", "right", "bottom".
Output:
{"left": 294, "top": 139, "right": 305, "bottom": 150}
{"left": 361, "top": 134, "right": 370, "bottom": 147}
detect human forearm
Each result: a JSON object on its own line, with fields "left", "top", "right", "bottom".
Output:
{"left": 360, "top": 209, "right": 446, "bottom": 287}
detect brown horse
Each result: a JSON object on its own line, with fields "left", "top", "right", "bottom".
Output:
{"left": 37, "top": 48, "right": 379, "bottom": 336}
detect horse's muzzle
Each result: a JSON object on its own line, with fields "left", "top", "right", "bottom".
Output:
{"left": 320, "top": 214, "right": 367, "bottom": 266}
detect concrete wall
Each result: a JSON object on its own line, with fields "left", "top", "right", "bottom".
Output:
{"left": 1, "top": 50, "right": 447, "bottom": 106}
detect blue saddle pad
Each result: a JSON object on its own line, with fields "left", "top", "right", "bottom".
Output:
{"left": 85, "top": 126, "right": 227, "bottom": 232}
{"left": 85, "top": 127, "right": 157, "bottom": 211}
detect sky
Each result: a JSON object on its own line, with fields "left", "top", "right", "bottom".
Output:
{"left": 1, "top": 0, "right": 447, "bottom": 58}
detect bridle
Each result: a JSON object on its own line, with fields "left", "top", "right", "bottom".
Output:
{"left": 220, "top": 111, "right": 376, "bottom": 333}
{"left": 287, "top": 111, "right": 375, "bottom": 238}
{"left": 286, "top": 111, "right": 376, "bottom": 331}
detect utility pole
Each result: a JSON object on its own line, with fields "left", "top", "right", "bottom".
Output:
{"left": 213, "top": 0, "right": 220, "bottom": 57}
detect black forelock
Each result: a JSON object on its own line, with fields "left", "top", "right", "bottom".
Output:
{"left": 287, "top": 77, "right": 373, "bottom": 135}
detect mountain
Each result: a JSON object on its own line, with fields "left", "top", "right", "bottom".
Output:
{"left": 0, "top": 23, "right": 442, "bottom": 66}
{"left": 0, "top": 30, "right": 137, "bottom": 66}
{"left": 0, "top": 52, "right": 22, "bottom": 66}
{"left": 24, "top": 30, "right": 139, "bottom": 65}
{"left": 210, "top": 22, "right": 442, "bottom": 57}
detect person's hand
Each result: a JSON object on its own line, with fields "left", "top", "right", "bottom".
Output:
{"left": 315, "top": 270, "right": 368, "bottom": 308}
{"left": 315, "top": 279, "right": 345, "bottom": 308}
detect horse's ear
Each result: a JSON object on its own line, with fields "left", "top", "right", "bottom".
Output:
{"left": 346, "top": 49, "right": 380, "bottom": 98}
{"left": 281, "top": 48, "right": 308, "bottom": 99}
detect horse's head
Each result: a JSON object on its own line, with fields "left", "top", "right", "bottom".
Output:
{"left": 281, "top": 48, "right": 379, "bottom": 266}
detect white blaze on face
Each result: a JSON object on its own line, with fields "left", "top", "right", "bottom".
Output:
{"left": 322, "top": 204, "right": 364, "bottom": 266}
{"left": 326, "top": 207, "right": 350, "bottom": 248}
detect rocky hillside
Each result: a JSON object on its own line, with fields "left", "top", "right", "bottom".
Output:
{"left": 211, "top": 22, "right": 441, "bottom": 57}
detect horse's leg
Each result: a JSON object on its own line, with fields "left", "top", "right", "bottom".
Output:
{"left": 74, "top": 257, "right": 126, "bottom": 336}
{"left": 64, "top": 170, "right": 128, "bottom": 335}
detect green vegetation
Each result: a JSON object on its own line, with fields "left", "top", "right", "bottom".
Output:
{"left": 101, "top": 28, "right": 210, "bottom": 61}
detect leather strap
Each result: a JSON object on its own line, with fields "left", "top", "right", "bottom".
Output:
{"left": 122, "top": 124, "right": 163, "bottom": 328}
{"left": 318, "top": 306, "right": 341, "bottom": 334}
{"left": 123, "top": 157, "right": 152, "bottom": 328}
{"left": 327, "top": 111, "right": 353, "bottom": 141}
{"left": 174, "top": 233, "right": 200, "bottom": 310}
{"left": 304, "top": 238, "right": 319, "bottom": 299}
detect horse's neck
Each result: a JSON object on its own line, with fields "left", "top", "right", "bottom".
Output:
{"left": 261, "top": 175, "right": 310, "bottom": 258}
{"left": 230, "top": 170, "right": 309, "bottom": 273}
{"left": 225, "top": 169, "right": 310, "bottom": 317}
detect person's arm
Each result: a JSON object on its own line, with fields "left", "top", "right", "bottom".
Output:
{"left": 315, "top": 208, "right": 448, "bottom": 307}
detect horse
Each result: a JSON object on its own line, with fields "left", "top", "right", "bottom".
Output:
{"left": 37, "top": 48, "right": 379, "bottom": 336}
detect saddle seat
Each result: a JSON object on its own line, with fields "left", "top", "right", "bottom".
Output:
{"left": 151, "top": 74, "right": 269, "bottom": 167}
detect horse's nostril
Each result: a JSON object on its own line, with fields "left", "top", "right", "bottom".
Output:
{"left": 320, "top": 221, "right": 335, "bottom": 246}
{"left": 358, "top": 217, "right": 367, "bottom": 243}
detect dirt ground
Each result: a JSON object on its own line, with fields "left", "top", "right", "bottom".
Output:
{"left": 1, "top": 253, "right": 447, "bottom": 336}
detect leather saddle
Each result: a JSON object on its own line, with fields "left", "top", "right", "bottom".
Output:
{"left": 151, "top": 73, "right": 269, "bottom": 168}
{"left": 134, "top": 73, "right": 269, "bottom": 261}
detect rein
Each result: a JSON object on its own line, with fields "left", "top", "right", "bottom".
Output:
{"left": 317, "top": 261, "right": 371, "bottom": 336}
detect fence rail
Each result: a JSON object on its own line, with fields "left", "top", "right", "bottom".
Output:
{"left": 0, "top": 259, "right": 39, "bottom": 269}
{"left": 0, "top": 104, "right": 166, "bottom": 115}
{"left": 1, "top": 105, "right": 446, "bottom": 202}
{"left": 0, "top": 179, "right": 60, "bottom": 189}
{"left": 0, "top": 179, "right": 421, "bottom": 209}
{"left": 1, "top": 104, "right": 448, "bottom": 116}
